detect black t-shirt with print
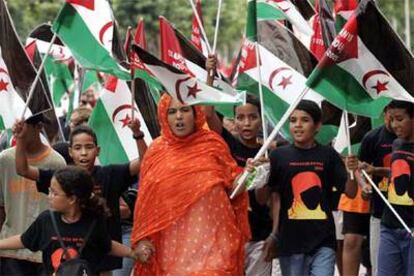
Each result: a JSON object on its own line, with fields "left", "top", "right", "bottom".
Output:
{"left": 382, "top": 139, "right": 414, "bottom": 228}
{"left": 21, "top": 210, "right": 112, "bottom": 275}
{"left": 37, "top": 164, "right": 136, "bottom": 270}
{"left": 221, "top": 128, "right": 272, "bottom": 241}
{"left": 268, "top": 144, "right": 347, "bottom": 255}
{"left": 359, "top": 126, "right": 396, "bottom": 218}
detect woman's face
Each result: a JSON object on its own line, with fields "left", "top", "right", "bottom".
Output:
{"left": 167, "top": 98, "right": 195, "bottom": 137}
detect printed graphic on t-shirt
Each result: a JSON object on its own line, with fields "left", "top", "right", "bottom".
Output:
{"left": 388, "top": 159, "right": 413, "bottom": 206}
{"left": 379, "top": 153, "right": 392, "bottom": 191}
{"left": 288, "top": 171, "right": 327, "bottom": 220}
{"left": 51, "top": 246, "right": 79, "bottom": 272}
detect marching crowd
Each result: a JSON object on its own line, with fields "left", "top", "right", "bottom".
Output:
{"left": 0, "top": 56, "right": 412, "bottom": 276}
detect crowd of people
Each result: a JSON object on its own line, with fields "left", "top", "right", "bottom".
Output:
{"left": 0, "top": 57, "right": 412, "bottom": 276}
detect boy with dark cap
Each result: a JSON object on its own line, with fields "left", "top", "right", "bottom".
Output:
{"left": 0, "top": 114, "right": 66, "bottom": 275}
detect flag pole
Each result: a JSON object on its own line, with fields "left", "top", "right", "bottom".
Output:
{"left": 188, "top": 0, "right": 212, "bottom": 53}
{"left": 131, "top": 68, "right": 136, "bottom": 120}
{"left": 254, "top": 42, "right": 268, "bottom": 158}
{"left": 21, "top": 32, "right": 58, "bottom": 120}
{"left": 212, "top": 0, "right": 222, "bottom": 54}
{"left": 343, "top": 111, "right": 354, "bottom": 180}
{"left": 361, "top": 170, "right": 413, "bottom": 237}
{"left": 230, "top": 86, "right": 310, "bottom": 199}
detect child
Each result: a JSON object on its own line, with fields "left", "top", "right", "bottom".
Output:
{"left": 377, "top": 100, "right": 414, "bottom": 276}
{"left": 204, "top": 55, "right": 276, "bottom": 275}
{"left": 0, "top": 166, "right": 139, "bottom": 275}
{"left": 264, "top": 100, "right": 358, "bottom": 275}
{"left": 13, "top": 119, "right": 146, "bottom": 272}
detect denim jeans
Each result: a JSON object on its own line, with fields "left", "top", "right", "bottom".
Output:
{"left": 279, "top": 247, "right": 335, "bottom": 276}
{"left": 377, "top": 224, "right": 414, "bottom": 276}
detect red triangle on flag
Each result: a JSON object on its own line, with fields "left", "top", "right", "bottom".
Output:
{"left": 104, "top": 75, "right": 118, "bottom": 93}
{"left": 159, "top": 16, "right": 192, "bottom": 76}
{"left": 67, "top": 0, "right": 94, "bottom": 10}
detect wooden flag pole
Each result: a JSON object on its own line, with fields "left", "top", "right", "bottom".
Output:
{"left": 21, "top": 32, "right": 58, "bottom": 120}
{"left": 230, "top": 87, "right": 310, "bottom": 199}
{"left": 362, "top": 170, "right": 413, "bottom": 237}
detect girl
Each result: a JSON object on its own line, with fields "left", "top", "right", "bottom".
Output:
{"left": 0, "top": 166, "right": 139, "bottom": 275}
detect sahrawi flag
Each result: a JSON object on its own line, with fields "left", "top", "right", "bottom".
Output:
{"left": 52, "top": 0, "right": 130, "bottom": 80}
{"left": 306, "top": 0, "right": 414, "bottom": 118}
{"left": 0, "top": 0, "right": 53, "bottom": 130}
{"left": 159, "top": 16, "right": 239, "bottom": 116}
{"left": 89, "top": 76, "right": 152, "bottom": 165}
{"left": 26, "top": 37, "right": 74, "bottom": 108}
{"left": 256, "top": 0, "right": 313, "bottom": 35}
{"left": 236, "top": 0, "right": 337, "bottom": 144}
{"left": 133, "top": 45, "right": 245, "bottom": 107}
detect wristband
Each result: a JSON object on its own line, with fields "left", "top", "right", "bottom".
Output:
{"left": 269, "top": 232, "right": 279, "bottom": 243}
{"left": 133, "top": 132, "right": 145, "bottom": 140}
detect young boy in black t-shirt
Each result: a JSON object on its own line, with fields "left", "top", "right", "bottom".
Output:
{"left": 376, "top": 101, "right": 414, "bottom": 276}
{"left": 13, "top": 120, "right": 147, "bottom": 273}
{"left": 265, "top": 100, "right": 358, "bottom": 275}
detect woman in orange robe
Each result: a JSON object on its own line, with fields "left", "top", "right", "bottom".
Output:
{"left": 131, "top": 94, "right": 250, "bottom": 275}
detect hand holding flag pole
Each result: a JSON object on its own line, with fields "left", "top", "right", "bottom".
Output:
{"left": 230, "top": 87, "right": 310, "bottom": 199}
{"left": 361, "top": 170, "right": 414, "bottom": 237}
{"left": 21, "top": 32, "right": 58, "bottom": 120}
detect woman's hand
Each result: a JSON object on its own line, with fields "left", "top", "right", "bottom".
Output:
{"left": 133, "top": 239, "right": 155, "bottom": 263}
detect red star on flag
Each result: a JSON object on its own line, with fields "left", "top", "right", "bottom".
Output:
{"left": 187, "top": 83, "right": 202, "bottom": 98}
{"left": 371, "top": 80, "right": 388, "bottom": 94}
{"left": 119, "top": 114, "right": 131, "bottom": 128}
{"left": 0, "top": 79, "right": 9, "bottom": 92}
{"left": 278, "top": 75, "right": 293, "bottom": 90}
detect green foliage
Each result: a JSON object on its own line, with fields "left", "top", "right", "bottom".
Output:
{"left": 111, "top": 0, "right": 247, "bottom": 59}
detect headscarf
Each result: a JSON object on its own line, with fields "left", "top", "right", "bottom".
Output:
{"left": 131, "top": 95, "right": 249, "bottom": 270}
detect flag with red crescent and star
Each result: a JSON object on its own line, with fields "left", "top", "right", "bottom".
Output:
{"left": 306, "top": 0, "right": 414, "bottom": 118}
{"left": 132, "top": 45, "right": 245, "bottom": 107}
{"left": 0, "top": 0, "right": 53, "bottom": 130}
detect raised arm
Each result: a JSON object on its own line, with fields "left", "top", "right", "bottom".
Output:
{"left": 203, "top": 54, "right": 223, "bottom": 135}
{"left": 127, "top": 118, "right": 148, "bottom": 176}
{"left": 13, "top": 121, "right": 39, "bottom": 181}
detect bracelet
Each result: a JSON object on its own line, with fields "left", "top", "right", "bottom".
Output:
{"left": 133, "top": 132, "right": 145, "bottom": 140}
{"left": 269, "top": 232, "right": 279, "bottom": 243}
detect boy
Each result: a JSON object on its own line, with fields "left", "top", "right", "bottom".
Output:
{"left": 377, "top": 100, "right": 414, "bottom": 276}
{"left": 264, "top": 100, "right": 358, "bottom": 275}
{"left": 13, "top": 119, "right": 146, "bottom": 273}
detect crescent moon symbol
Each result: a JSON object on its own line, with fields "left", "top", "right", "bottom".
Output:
{"left": 269, "top": 67, "right": 291, "bottom": 91}
{"left": 362, "top": 70, "right": 389, "bottom": 90}
{"left": 112, "top": 104, "right": 138, "bottom": 123}
{"left": 175, "top": 77, "right": 192, "bottom": 104}
{"left": 99, "top": 21, "right": 114, "bottom": 45}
